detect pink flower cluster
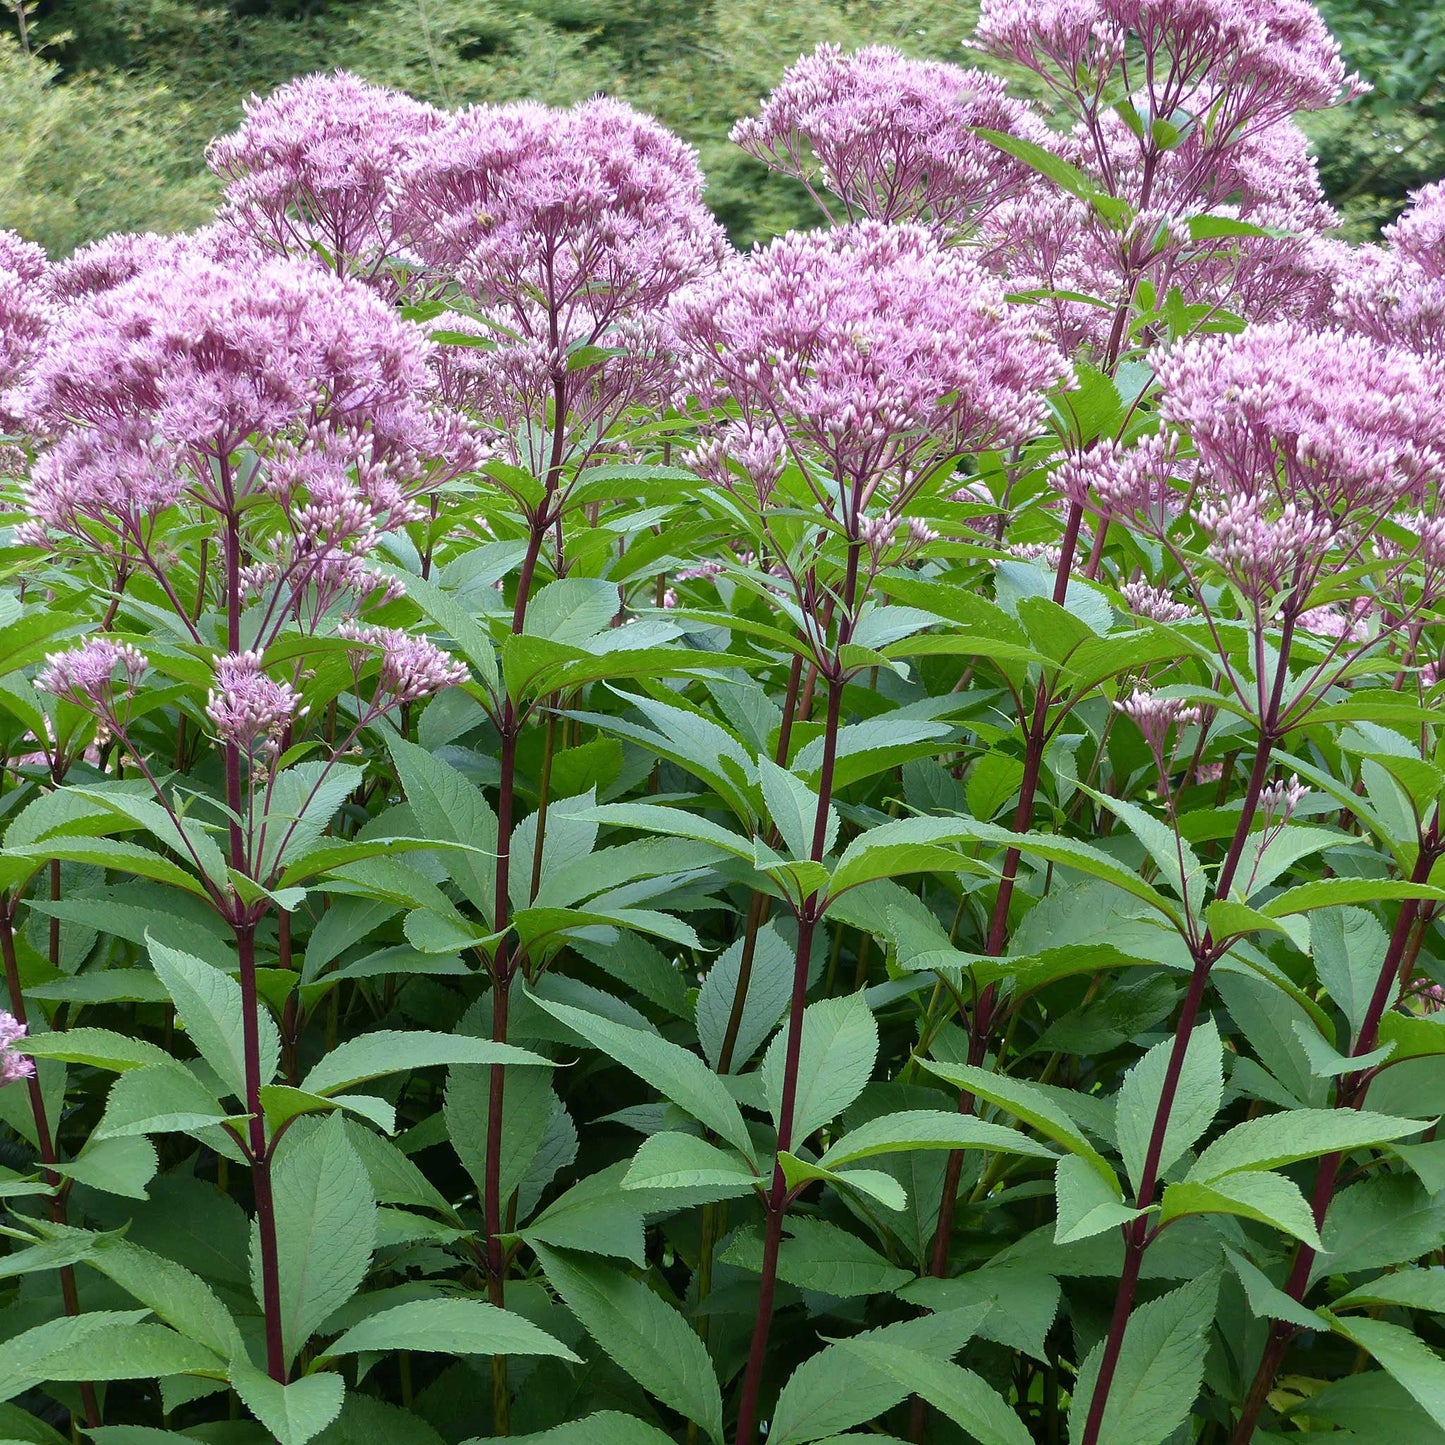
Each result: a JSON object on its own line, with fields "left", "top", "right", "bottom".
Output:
{"left": 391, "top": 96, "right": 728, "bottom": 474}
{"left": 0, "top": 230, "right": 51, "bottom": 430}
{"left": 732, "top": 44, "right": 1047, "bottom": 228}
{"left": 1155, "top": 322, "right": 1445, "bottom": 602}
{"left": 11, "top": 242, "right": 479, "bottom": 617}
{"left": 1338, "top": 184, "right": 1445, "bottom": 361}
{"left": 208, "top": 70, "right": 443, "bottom": 282}
{"left": 206, "top": 651, "right": 301, "bottom": 753}
{"left": 671, "top": 222, "right": 1070, "bottom": 515}
{"left": 338, "top": 622, "right": 469, "bottom": 703}
{"left": 37, "top": 638, "right": 149, "bottom": 718}
{"left": 0, "top": 1010, "right": 32, "bottom": 1086}
{"left": 976, "top": 0, "right": 1358, "bottom": 133}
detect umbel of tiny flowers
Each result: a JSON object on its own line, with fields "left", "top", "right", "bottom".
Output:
{"left": 337, "top": 622, "right": 470, "bottom": 706}
{"left": 36, "top": 638, "right": 149, "bottom": 738}
{"left": 672, "top": 221, "right": 1070, "bottom": 539}
{"left": 0, "top": 1010, "right": 34, "bottom": 1086}
{"left": 731, "top": 44, "right": 1047, "bottom": 230}
{"left": 10, "top": 242, "right": 481, "bottom": 642}
{"left": 0, "top": 229, "right": 51, "bottom": 433}
{"left": 206, "top": 651, "right": 301, "bottom": 757}
{"left": 1337, "top": 182, "right": 1445, "bottom": 361}
{"left": 208, "top": 70, "right": 443, "bottom": 285}
{"left": 392, "top": 96, "right": 729, "bottom": 478}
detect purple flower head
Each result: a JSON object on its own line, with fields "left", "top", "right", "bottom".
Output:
{"left": 731, "top": 44, "right": 1048, "bottom": 229}
{"left": 393, "top": 97, "right": 727, "bottom": 471}
{"left": 0, "top": 229, "right": 51, "bottom": 431}
{"left": 36, "top": 638, "right": 149, "bottom": 723}
{"left": 1118, "top": 687, "right": 1200, "bottom": 756}
{"left": 976, "top": 0, "right": 1361, "bottom": 136}
{"left": 671, "top": 222, "right": 1070, "bottom": 519}
{"left": 1338, "top": 186, "right": 1445, "bottom": 361}
{"left": 1386, "top": 181, "right": 1445, "bottom": 279}
{"left": 0, "top": 1010, "right": 33, "bottom": 1086}
{"left": 206, "top": 651, "right": 301, "bottom": 753}
{"left": 1156, "top": 322, "right": 1445, "bottom": 604}
{"left": 13, "top": 248, "right": 479, "bottom": 608}
{"left": 1120, "top": 579, "right": 1194, "bottom": 623}
{"left": 208, "top": 71, "right": 443, "bottom": 282}
{"left": 337, "top": 622, "right": 468, "bottom": 703}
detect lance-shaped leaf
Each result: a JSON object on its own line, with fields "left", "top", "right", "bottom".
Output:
{"left": 532, "top": 1243, "right": 724, "bottom": 1445}
{"left": 148, "top": 935, "right": 280, "bottom": 1101}
{"left": 529, "top": 992, "right": 751, "bottom": 1157}
{"left": 230, "top": 1361, "right": 344, "bottom": 1445}
{"left": 324, "top": 1297, "right": 577, "bottom": 1361}
{"left": 300, "top": 1030, "right": 548, "bottom": 1097}
{"left": 818, "top": 1109, "right": 1059, "bottom": 1169}
{"left": 762, "top": 993, "right": 878, "bottom": 1147}
{"left": 1187, "top": 1109, "right": 1427, "bottom": 1184}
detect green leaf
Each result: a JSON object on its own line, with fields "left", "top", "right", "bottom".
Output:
{"left": 835, "top": 1339, "right": 1032, "bottom": 1445}
{"left": 529, "top": 991, "right": 751, "bottom": 1156}
{"left": 15, "top": 1027, "right": 172, "bottom": 1073}
{"left": 1328, "top": 1314, "right": 1445, "bottom": 1430}
{"left": 447, "top": 1061, "right": 562, "bottom": 1216}
{"left": 775, "top": 1151, "right": 907, "bottom": 1213}
{"left": 620, "top": 1132, "right": 760, "bottom": 1197}
{"left": 30, "top": 1321, "right": 224, "bottom": 1385}
{"left": 300, "top": 1030, "right": 548, "bottom": 1097}
{"left": 1262, "top": 878, "right": 1445, "bottom": 918}
{"left": 1054, "top": 1154, "right": 1140, "bottom": 1244}
{"left": 524, "top": 577, "right": 618, "bottom": 645}
{"left": 92, "top": 1063, "right": 228, "bottom": 1140}
{"left": 148, "top": 934, "right": 280, "bottom": 1101}
{"left": 1068, "top": 1273, "right": 1219, "bottom": 1445}
{"left": 1335, "top": 1268, "right": 1445, "bottom": 1314}
{"left": 767, "top": 1306, "right": 988, "bottom": 1444}
{"left": 1313, "top": 907, "right": 1391, "bottom": 1034}
{"left": 265, "top": 1115, "right": 376, "bottom": 1368}
{"left": 695, "top": 920, "right": 793, "bottom": 1072}
{"left": 0, "top": 1311, "right": 148, "bottom": 1403}
{"left": 758, "top": 757, "right": 834, "bottom": 859}
{"left": 230, "top": 1360, "right": 345, "bottom": 1445}
{"left": 385, "top": 736, "right": 498, "bottom": 921}
{"left": 1187, "top": 1109, "right": 1425, "bottom": 1183}
{"left": 463, "top": 1413, "right": 680, "bottom": 1445}
{"left": 532, "top": 1243, "right": 724, "bottom": 1445}
{"left": 325, "top": 1297, "right": 577, "bottom": 1360}
{"left": 1115, "top": 1020, "right": 1222, "bottom": 1196}
{"left": 53, "top": 1135, "right": 157, "bottom": 1199}
{"left": 818, "top": 1109, "right": 1059, "bottom": 1168}
{"left": 921, "top": 1060, "right": 1114, "bottom": 1182}
{"left": 762, "top": 992, "right": 878, "bottom": 1146}
{"left": 722, "top": 1217, "right": 913, "bottom": 1297}
{"left": 1159, "top": 1171, "right": 1321, "bottom": 1248}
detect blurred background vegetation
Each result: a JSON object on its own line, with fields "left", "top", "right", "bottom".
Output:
{"left": 1, "top": 0, "right": 1442, "bottom": 256}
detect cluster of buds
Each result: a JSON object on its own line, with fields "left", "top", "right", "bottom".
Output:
{"left": 337, "top": 622, "right": 469, "bottom": 705}
{"left": 36, "top": 639, "right": 149, "bottom": 740}
{"left": 205, "top": 652, "right": 302, "bottom": 757}
{"left": 0, "top": 1011, "right": 33, "bottom": 1086}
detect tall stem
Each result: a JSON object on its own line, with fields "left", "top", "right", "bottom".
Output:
{"left": 920, "top": 502, "right": 1083, "bottom": 1302}
{"left": 735, "top": 544, "right": 860, "bottom": 1445}
{"left": 237, "top": 924, "right": 286, "bottom": 1382}
{"left": 0, "top": 908, "right": 101, "bottom": 1429}
{"left": 1230, "top": 821, "right": 1441, "bottom": 1442}
{"left": 1079, "top": 731, "right": 1277, "bottom": 1445}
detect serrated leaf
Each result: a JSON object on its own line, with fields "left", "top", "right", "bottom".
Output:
{"left": 1068, "top": 1273, "right": 1219, "bottom": 1445}
{"left": 836, "top": 1339, "right": 1032, "bottom": 1445}
{"left": 231, "top": 1360, "right": 345, "bottom": 1445}
{"left": 264, "top": 1114, "right": 376, "bottom": 1367}
{"left": 1160, "top": 1170, "right": 1321, "bottom": 1248}
{"left": 531, "top": 1243, "right": 723, "bottom": 1444}
{"left": 529, "top": 991, "right": 751, "bottom": 1156}
{"left": 1188, "top": 1109, "right": 1425, "bottom": 1183}
{"left": 301, "top": 1030, "right": 547, "bottom": 1097}
{"left": 762, "top": 992, "right": 878, "bottom": 1146}
{"left": 1054, "top": 1154, "right": 1140, "bottom": 1244}
{"left": 148, "top": 935, "right": 280, "bottom": 1101}
{"left": 818, "top": 1109, "right": 1059, "bottom": 1168}
{"left": 723, "top": 1217, "right": 912, "bottom": 1297}
{"left": 325, "top": 1297, "right": 577, "bottom": 1360}
{"left": 768, "top": 1306, "right": 989, "bottom": 1444}
{"left": 620, "top": 1132, "right": 760, "bottom": 1197}
{"left": 92, "top": 1063, "right": 228, "bottom": 1140}
{"left": 1329, "top": 1314, "right": 1445, "bottom": 1430}
{"left": 695, "top": 921, "right": 793, "bottom": 1072}
{"left": 1115, "top": 1020, "right": 1222, "bottom": 1196}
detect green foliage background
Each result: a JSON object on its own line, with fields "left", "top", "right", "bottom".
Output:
{"left": 1, "top": 0, "right": 1442, "bottom": 253}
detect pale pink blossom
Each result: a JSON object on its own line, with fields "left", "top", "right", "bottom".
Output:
{"left": 732, "top": 44, "right": 1047, "bottom": 228}
{"left": 338, "top": 622, "right": 468, "bottom": 702}
{"left": 206, "top": 652, "right": 300, "bottom": 752}
{"left": 0, "top": 1011, "right": 33, "bottom": 1086}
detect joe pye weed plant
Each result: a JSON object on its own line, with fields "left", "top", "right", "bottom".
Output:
{"left": 0, "top": 0, "right": 1444, "bottom": 1440}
